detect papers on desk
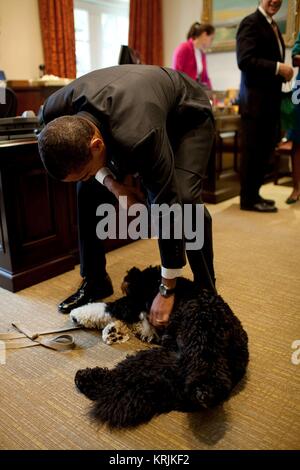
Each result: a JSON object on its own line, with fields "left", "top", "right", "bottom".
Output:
{"left": 7, "top": 77, "right": 74, "bottom": 88}
{"left": 36, "top": 75, "right": 74, "bottom": 86}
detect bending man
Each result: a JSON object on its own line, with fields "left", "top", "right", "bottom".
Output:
{"left": 38, "top": 65, "right": 215, "bottom": 327}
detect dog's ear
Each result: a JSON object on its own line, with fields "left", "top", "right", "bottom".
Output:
{"left": 122, "top": 267, "right": 143, "bottom": 297}
{"left": 124, "top": 267, "right": 142, "bottom": 283}
{"left": 142, "top": 266, "right": 161, "bottom": 282}
{"left": 122, "top": 265, "right": 161, "bottom": 304}
{"left": 125, "top": 267, "right": 141, "bottom": 279}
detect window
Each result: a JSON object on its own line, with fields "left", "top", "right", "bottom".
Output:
{"left": 74, "top": 8, "right": 91, "bottom": 76}
{"left": 74, "top": 0, "right": 129, "bottom": 77}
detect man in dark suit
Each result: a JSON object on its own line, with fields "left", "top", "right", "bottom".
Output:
{"left": 38, "top": 65, "right": 215, "bottom": 327}
{"left": 236, "top": 0, "right": 294, "bottom": 212}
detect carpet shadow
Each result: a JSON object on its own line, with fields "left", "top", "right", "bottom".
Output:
{"left": 186, "top": 374, "right": 249, "bottom": 446}
{"left": 187, "top": 405, "right": 228, "bottom": 445}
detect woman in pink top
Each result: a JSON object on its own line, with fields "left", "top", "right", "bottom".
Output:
{"left": 172, "top": 22, "right": 215, "bottom": 89}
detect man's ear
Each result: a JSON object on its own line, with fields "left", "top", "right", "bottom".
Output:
{"left": 90, "top": 136, "right": 104, "bottom": 152}
{"left": 90, "top": 136, "right": 106, "bottom": 165}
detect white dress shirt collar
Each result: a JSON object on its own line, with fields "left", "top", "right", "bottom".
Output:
{"left": 258, "top": 5, "right": 273, "bottom": 24}
{"left": 258, "top": 4, "right": 283, "bottom": 62}
{"left": 193, "top": 46, "right": 203, "bottom": 79}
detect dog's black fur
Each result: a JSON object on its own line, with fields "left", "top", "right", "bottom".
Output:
{"left": 75, "top": 266, "right": 249, "bottom": 428}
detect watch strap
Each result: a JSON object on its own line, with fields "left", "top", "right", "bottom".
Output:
{"left": 159, "top": 283, "right": 176, "bottom": 297}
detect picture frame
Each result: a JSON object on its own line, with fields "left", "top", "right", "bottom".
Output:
{"left": 202, "top": 0, "right": 300, "bottom": 52}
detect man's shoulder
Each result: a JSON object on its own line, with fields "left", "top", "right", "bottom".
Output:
{"left": 239, "top": 9, "right": 262, "bottom": 28}
{"left": 237, "top": 9, "right": 267, "bottom": 38}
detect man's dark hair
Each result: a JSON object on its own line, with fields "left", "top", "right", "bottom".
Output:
{"left": 38, "top": 116, "right": 94, "bottom": 180}
{"left": 187, "top": 22, "right": 215, "bottom": 40}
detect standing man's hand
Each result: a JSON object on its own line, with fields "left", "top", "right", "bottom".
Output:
{"left": 278, "top": 63, "right": 294, "bottom": 81}
{"left": 149, "top": 293, "right": 175, "bottom": 327}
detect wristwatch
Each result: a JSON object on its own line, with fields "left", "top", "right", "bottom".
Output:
{"left": 159, "top": 283, "right": 176, "bottom": 298}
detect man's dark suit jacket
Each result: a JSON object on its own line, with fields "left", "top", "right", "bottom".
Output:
{"left": 42, "top": 65, "right": 213, "bottom": 269}
{"left": 236, "top": 8, "right": 285, "bottom": 119}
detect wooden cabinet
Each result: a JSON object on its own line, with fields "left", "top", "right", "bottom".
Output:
{"left": 6, "top": 81, "right": 67, "bottom": 116}
{"left": 0, "top": 139, "right": 132, "bottom": 292}
{"left": 202, "top": 113, "right": 241, "bottom": 204}
{"left": 0, "top": 139, "right": 76, "bottom": 291}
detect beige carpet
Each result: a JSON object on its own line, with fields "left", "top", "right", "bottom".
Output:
{"left": 0, "top": 183, "right": 299, "bottom": 450}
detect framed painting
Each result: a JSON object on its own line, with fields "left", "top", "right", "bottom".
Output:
{"left": 202, "top": 0, "right": 300, "bottom": 52}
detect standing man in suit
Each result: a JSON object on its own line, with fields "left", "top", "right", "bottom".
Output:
{"left": 38, "top": 65, "right": 216, "bottom": 327}
{"left": 236, "top": 0, "right": 294, "bottom": 212}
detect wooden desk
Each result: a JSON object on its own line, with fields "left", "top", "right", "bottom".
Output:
{"left": 202, "top": 113, "right": 241, "bottom": 204}
{"left": 0, "top": 138, "right": 76, "bottom": 291}
{"left": 0, "top": 139, "right": 132, "bottom": 292}
{"left": 6, "top": 81, "right": 67, "bottom": 115}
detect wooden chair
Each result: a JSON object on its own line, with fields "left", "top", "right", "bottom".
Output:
{"left": 0, "top": 87, "right": 18, "bottom": 117}
{"left": 273, "top": 140, "right": 293, "bottom": 185}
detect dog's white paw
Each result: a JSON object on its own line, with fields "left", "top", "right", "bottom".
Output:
{"left": 132, "top": 312, "right": 158, "bottom": 343}
{"left": 70, "top": 302, "right": 112, "bottom": 329}
{"left": 102, "top": 321, "right": 130, "bottom": 345}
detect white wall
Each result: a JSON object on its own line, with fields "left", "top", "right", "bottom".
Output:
{"left": 163, "top": 0, "right": 203, "bottom": 68}
{"left": 205, "top": 39, "right": 292, "bottom": 91}
{"left": 207, "top": 51, "right": 240, "bottom": 91}
{"left": 0, "top": 0, "right": 44, "bottom": 80}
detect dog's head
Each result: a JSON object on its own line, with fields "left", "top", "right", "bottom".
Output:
{"left": 121, "top": 265, "right": 161, "bottom": 306}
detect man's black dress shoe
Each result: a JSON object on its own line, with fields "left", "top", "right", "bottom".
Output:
{"left": 240, "top": 202, "right": 278, "bottom": 213}
{"left": 258, "top": 196, "right": 275, "bottom": 206}
{"left": 58, "top": 275, "right": 113, "bottom": 314}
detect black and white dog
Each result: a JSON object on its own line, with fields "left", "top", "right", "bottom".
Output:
{"left": 71, "top": 266, "right": 249, "bottom": 428}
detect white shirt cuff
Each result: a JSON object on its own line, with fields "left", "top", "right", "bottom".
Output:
{"left": 276, "top": 62, "right": 280, "bottom": 75}
{"left": 161, "top": 267, "right": 183, "bottom": 279}
{"left": 95, "top": 167, "right": 116, "bottom": 185}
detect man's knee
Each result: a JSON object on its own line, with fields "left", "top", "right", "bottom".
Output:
{"left": 177, "top": 172, "right": 203, "bottom": 205}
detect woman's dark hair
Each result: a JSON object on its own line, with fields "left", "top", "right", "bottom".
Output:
{"left": 187, "top": 22, "right": 215, "bottom": 40}
{"left": 38, "top": 116, "right": 94, "bottom": 180}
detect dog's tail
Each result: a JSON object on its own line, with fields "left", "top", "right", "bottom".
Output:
{"left": 75, "top": 348, "right": 183, "bottom": 428}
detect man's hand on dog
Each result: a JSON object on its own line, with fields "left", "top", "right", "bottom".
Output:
{"left": 149, "top": 293, "right": 175, "bottom": 327}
